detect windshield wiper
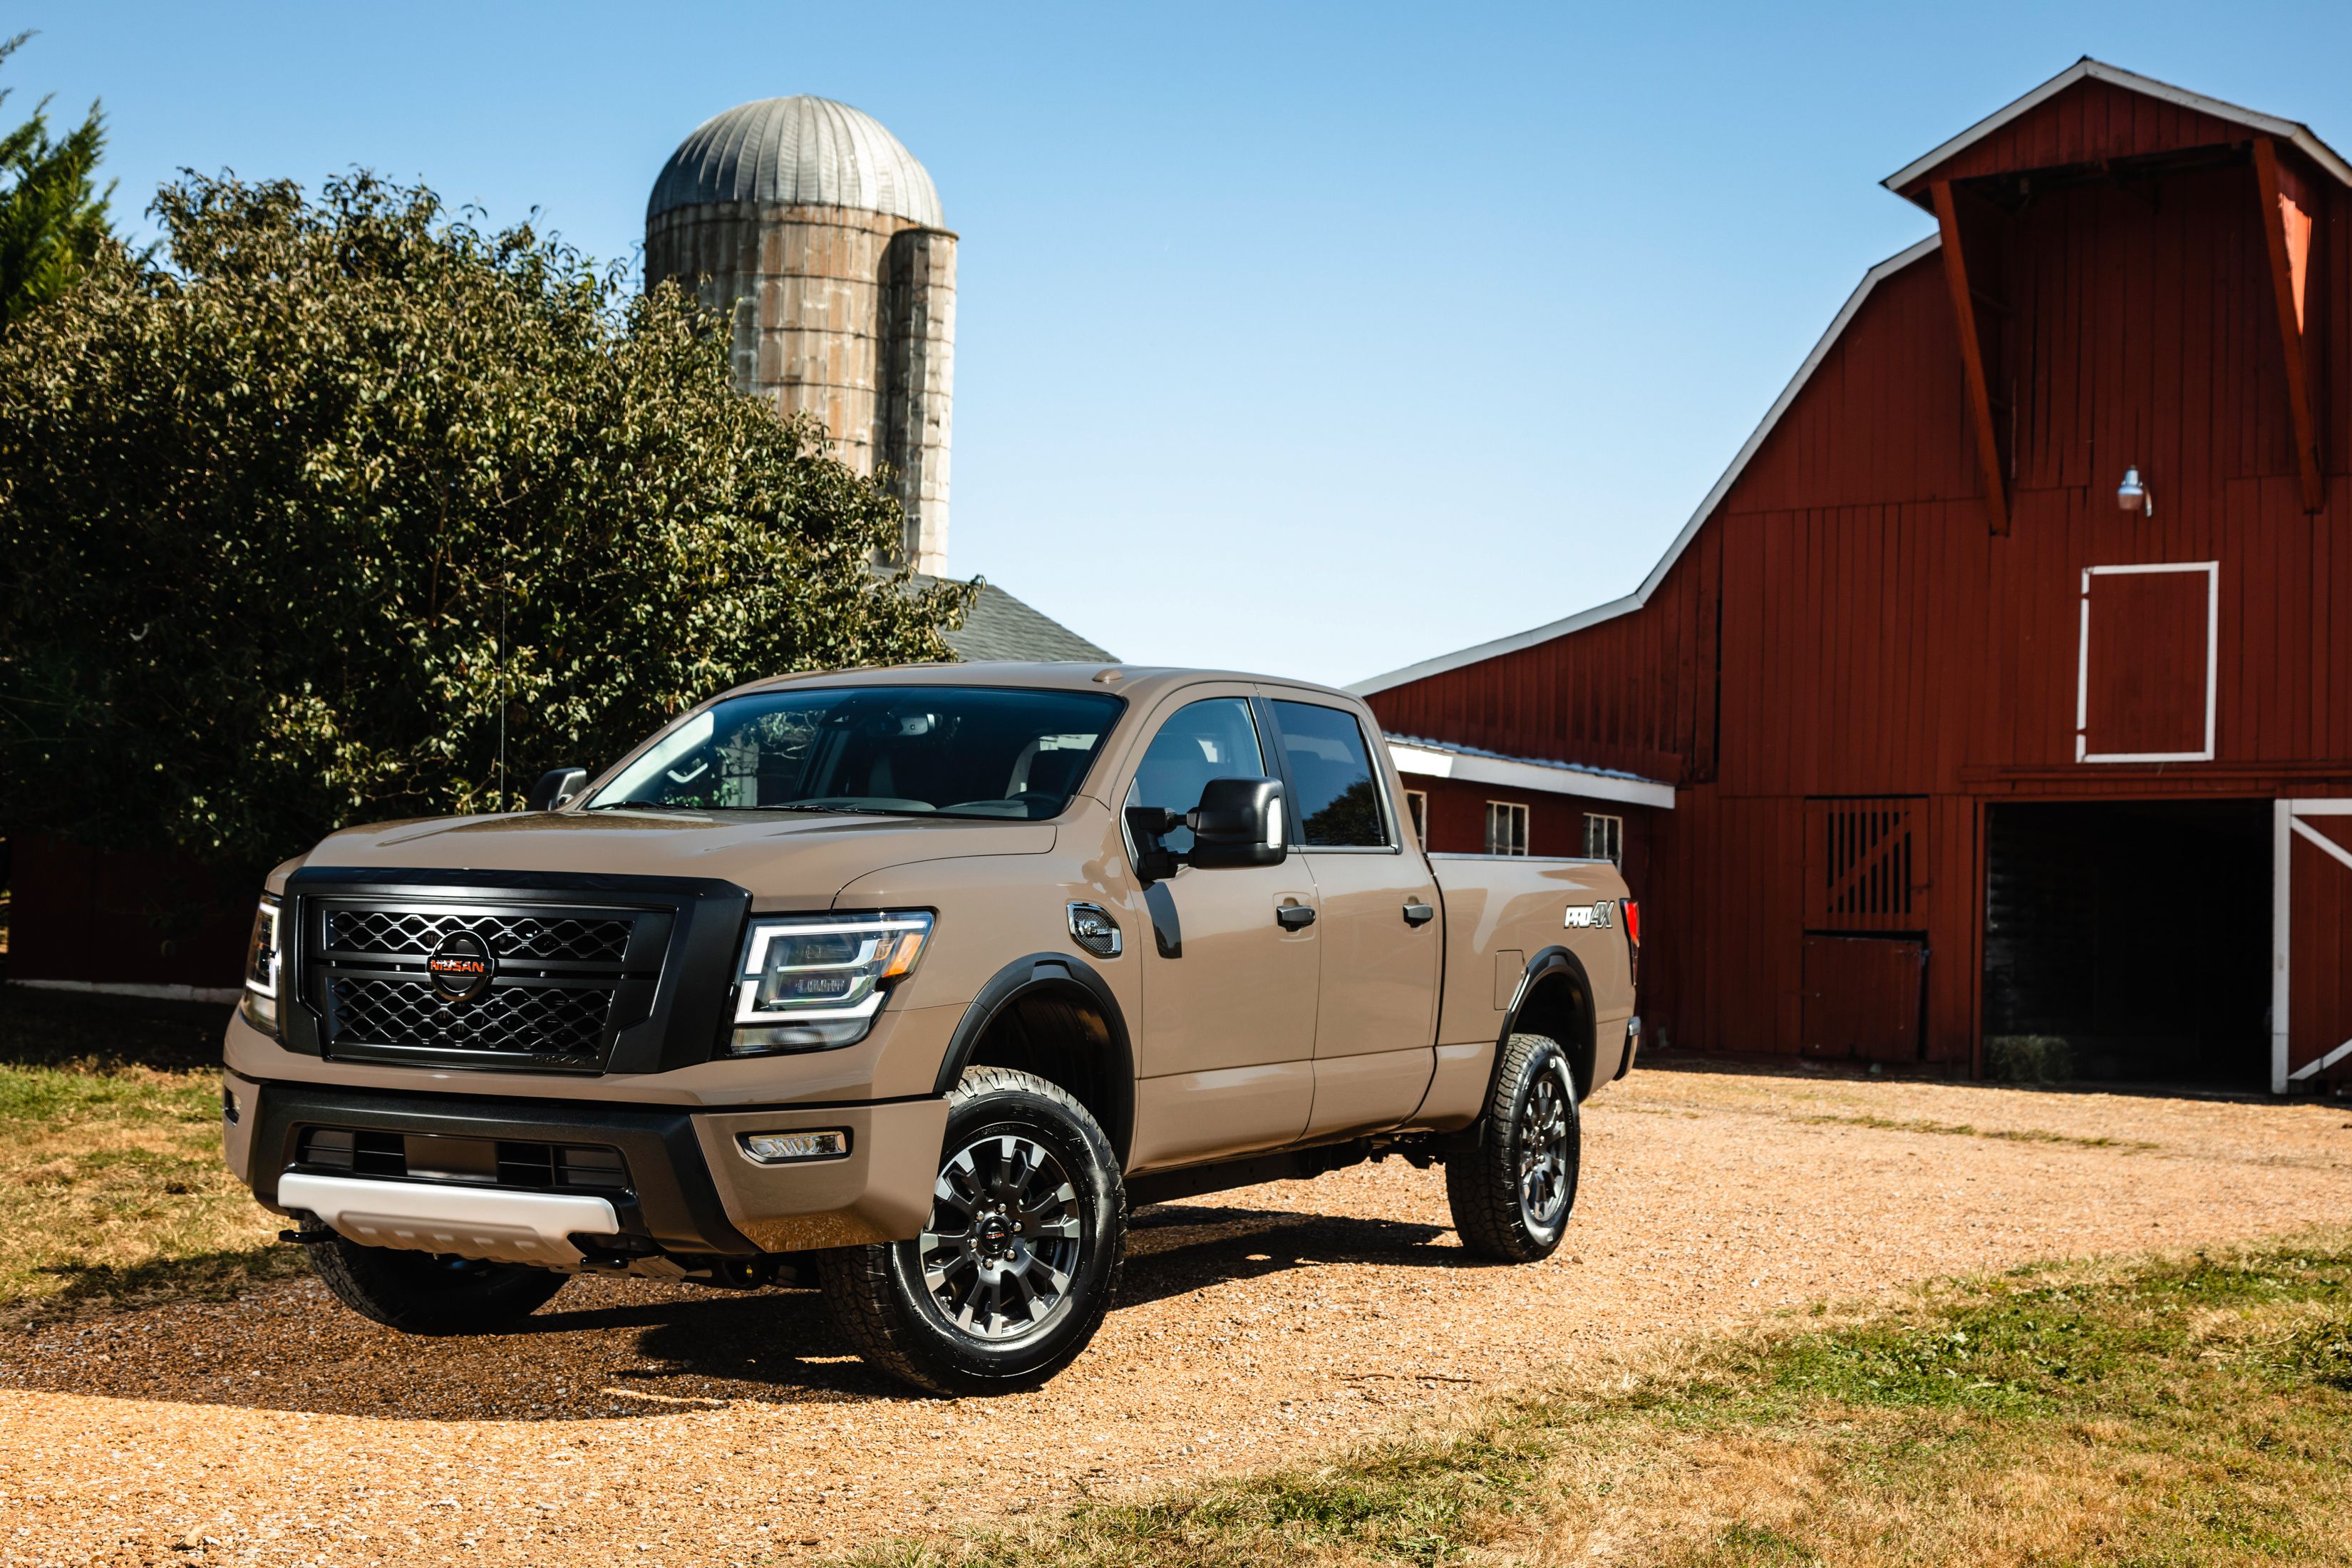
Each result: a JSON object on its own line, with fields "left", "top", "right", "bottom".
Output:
{"left": 761, "top": 802, "right": 899, "bottom": 816}
{"left": 584, "top": 800, "right": 711, "bottom": 813}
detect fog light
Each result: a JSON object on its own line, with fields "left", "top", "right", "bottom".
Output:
{"left": 739, "top": 1129, "right": 850, "bottom": 1164}
{"left": 221, "top": 1085, "right": 241, "bottom": 1125}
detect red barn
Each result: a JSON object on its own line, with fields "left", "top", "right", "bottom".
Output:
{"left": 1356, "top": 61, "right": 2352, "bottom": 1095}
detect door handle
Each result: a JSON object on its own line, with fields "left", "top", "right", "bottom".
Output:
{"left": 1402, "top": 902, "right": 1435, "bottom": 927}
{"left": 1276, "top": 903, "right": 1317, "bottom": 931}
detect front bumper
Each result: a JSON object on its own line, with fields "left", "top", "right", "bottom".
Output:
{"left": 228, "top": 1071, "right": 947, "bottom": 1266}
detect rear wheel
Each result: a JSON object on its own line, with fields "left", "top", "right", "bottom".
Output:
{"left": 1445, "top": 1032, "right": 1580, "bottom": 1262}
{"left": 817, "top": 1066, "right": 1125, "bottom": 1395}
{"left": 304, "top": 1223, "right": 569, "bottom": 1334}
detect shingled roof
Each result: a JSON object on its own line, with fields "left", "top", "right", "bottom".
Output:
{"left": 921, "top": 577, "right": 1114, "bottom": 664}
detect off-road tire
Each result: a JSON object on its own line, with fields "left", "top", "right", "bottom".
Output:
{"left": 303, "top": 1222, "right": 569, "bottom": 1334}
{"left": 1445, "top": 1032, "right": 1580, "bottom": 1262}
{"left": 817, "top": 1066, "right": 1125, "bottom": 1396}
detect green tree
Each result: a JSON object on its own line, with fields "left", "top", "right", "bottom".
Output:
{"left": 0, "top": 171, "right": 974, "bottom": 868}
{"left": 0, "top": 32, "right": 115, "bottom": 330}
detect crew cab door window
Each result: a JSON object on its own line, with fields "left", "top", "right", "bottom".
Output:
{"left": 1123, "top": 697, "right": 1267, "bottom": 857}
{"left": 1267, "top": 700, "right": 1391, "bottom": 847}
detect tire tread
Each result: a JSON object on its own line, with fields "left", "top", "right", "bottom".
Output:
{"left": 816, "top": 1066, "right": 1124, "bottom": 1395}
{"left": 1445, "top": 1032, "right": 1577, "bottom": 1263}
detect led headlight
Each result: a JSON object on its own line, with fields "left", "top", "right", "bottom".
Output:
{"left": 239, "top": 895, "right": 281, "bottom": 1038}
{"left": 729, "top": 912, "right": 932, "bottom": 1054}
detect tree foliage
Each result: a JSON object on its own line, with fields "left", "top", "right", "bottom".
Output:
{"left": 0, "top": 32, "right": 115, "bottom": 331}
{"left": 0, "top": 171, "right": 974, "bottom": 867}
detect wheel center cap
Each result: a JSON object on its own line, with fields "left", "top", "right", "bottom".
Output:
{"left": 976, "top": 1213, "right": 1013, "bottom": 1256}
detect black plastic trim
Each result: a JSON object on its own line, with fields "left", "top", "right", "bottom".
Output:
{"left": 1498, "top": 944, "right": 1599, "bottom": 1100}
{"left": 933, "top": 950, "right": 1135, "bottom": 1160}
{"left": 247, "top": 1080, "right": 760, "bottom": 1257}
{"left": 282, "top": 866, "right": 751, "bottom": 1075}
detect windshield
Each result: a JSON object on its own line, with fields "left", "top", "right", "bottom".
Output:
{"left": 586, "top": 685, "right": 1125, "bottom": 820}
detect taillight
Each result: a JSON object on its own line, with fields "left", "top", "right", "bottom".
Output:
{"left": 1620, "top": 898, "right": 1640, "bottom": 986}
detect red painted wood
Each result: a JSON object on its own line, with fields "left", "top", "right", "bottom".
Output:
{"left": 1894, "top": 77, "right": 2256, "bottom": 200}
{"left": 1364, "top": 71, "right": 2352, "bottom": 1072}
{"left": 2081, "top": 569, "right": 2210, "bottom": 756}
{"left": 2289, "top": 815, "right": 2352, "bottom": 1085}
{"left": 1799, "top": 936, "right": 1925, "bottom": 1063}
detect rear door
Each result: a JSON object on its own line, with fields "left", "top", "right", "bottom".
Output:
{"left": 1260, "top": 693, "right": 1439, "bottom": 1138}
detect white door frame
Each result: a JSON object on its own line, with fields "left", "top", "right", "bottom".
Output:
{"left": 2076, "top": 562, "right": 2219, "bottom": 764}
{"left": 2274, "top": 799, "right": 2352, "bottom": 1093}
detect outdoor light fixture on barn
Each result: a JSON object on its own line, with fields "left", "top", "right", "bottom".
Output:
{"left": 2116, "top": 465, "right": 2152, "bottom": 515}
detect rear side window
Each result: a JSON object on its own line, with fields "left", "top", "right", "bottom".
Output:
{"left": 1268, "top": 701, "right": 1391, "bottom": 847}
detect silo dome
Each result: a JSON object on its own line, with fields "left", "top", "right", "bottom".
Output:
{"left": 648, "top": 96, "right": 944, "bottom": 229}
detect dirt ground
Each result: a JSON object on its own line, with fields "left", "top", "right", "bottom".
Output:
{"left": 4, "top": 1065, "right": 2348, "bottom": 1567}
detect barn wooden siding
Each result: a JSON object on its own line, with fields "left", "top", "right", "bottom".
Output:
{"left": 1366, "top": 70, "right": 2352, "bottom": 1074}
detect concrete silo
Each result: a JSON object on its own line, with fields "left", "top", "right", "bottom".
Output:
{"left": 646, "top": 96, "right": 954, "bottom": 574}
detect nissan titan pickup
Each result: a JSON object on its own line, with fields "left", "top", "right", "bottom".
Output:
{"left": 222, "top": 664, "right": 1641, "bottom": 1393}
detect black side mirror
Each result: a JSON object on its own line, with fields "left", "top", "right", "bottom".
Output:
{"left": 1186, "top": 777, "right": 1287, "bottom": 869}
{"left": 1128, "top": 777, "right": 1288, "bottom": 882}
{"left": 526, "top": 767, "right": 589, "bottom": 813}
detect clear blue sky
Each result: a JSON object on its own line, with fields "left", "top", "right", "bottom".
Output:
{"left": 17, "top": 1, "right": 2352, "bottom": 686}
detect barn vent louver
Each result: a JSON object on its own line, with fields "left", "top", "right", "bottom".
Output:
{"left": 1804, "top": 798, "right": 1925, "bottom": 932}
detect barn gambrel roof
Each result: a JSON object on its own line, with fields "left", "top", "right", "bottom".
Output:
{"left": 1350, "top": 233, "right": 1941, "bottom": 697}
{"left": 1353, "top": 57, "right": 2352, "bottom": 699}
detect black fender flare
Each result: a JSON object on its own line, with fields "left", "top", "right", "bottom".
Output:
{"left": 1496, "top": 944, "right": 1599, "bottom": 1102}
{"left": 932, "top": 951, "right": 1136, "bottom": 1161}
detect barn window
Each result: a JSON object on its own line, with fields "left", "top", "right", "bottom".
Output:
{"left": 1485, "top": 801, "right": 1528, "bottom": 856}
{"left": 1584, "top": 813, "right": 1623, "bottom": 865}
{"left": 1404, "top": 790, "right": 1428, "bottom": 842}
{"left": 1803, "top": 798, "right": 1923, "bottom": 932}
{"left": 2075, "top": 562, "right": 2218, "bottom": 763}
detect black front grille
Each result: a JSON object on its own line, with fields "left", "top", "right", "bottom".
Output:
{"left": 327, "top": 976, "right": 615, "bottom": 1062}
{"left": 295, "top": 1125, "right": 633, "bottom": 1194}
{"left": 307, "top": 897, "right": 662, "bottom": 1072}
{"left": 324, "top": 909, "right": 631, "bottom": 963}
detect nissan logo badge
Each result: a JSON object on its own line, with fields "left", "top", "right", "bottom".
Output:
{"left": 425, "top": 929, "right": 495, "bottom": 1002}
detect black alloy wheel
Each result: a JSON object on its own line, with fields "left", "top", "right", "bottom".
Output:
{"left": 1445, "top": 1031, "right": 1582, "bottom": 1262}
{"left": 817, "top": 1066, "right": 1125, "bottom": 1395}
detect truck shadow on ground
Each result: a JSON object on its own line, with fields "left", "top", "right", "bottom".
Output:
{"left": 0, "top": 1203, "right": 1473, "bottom": 1420}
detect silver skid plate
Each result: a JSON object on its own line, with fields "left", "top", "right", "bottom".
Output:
{"left": 278, "top": 1172, "right": 619, "bottom": 1268}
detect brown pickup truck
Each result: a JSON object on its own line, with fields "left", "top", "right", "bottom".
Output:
{"left": 222, "top": 664, "right": 1639, "bottom": 1393}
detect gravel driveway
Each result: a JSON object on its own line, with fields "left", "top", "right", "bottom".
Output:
{"left": 6, "top": 1066, "right": 2349, "bottom": 1567}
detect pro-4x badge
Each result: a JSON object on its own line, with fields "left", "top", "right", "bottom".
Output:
{"left": 1564, "top": 901, "right": 1614, "bottom": 930}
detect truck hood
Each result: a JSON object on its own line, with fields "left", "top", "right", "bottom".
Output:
{"left": 287, "top": 809, "right": 1057, "bottom": 906}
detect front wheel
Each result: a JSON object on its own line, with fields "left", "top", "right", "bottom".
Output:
{"left": 1445, "top": 1032, "right": 1581, "bottom": 1262}
{"left": 817, "top": 1066, "right": 1125, "bottom": 1395}
{"left": 304, "top": 1223, "right": 569, "bottom": 1334}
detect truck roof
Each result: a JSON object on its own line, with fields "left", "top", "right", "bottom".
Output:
{"left": 732, "top": 661, "right": 1363, "bottom": 708}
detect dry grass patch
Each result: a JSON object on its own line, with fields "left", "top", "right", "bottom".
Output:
{"left": 855, "top": 1236, "right": 2352, "bottom": 1568}
{"left": 0, "top": 986, "right": 297, "bottom": 1316}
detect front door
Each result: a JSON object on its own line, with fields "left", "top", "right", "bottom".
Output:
{"left": 1262, "top": 694, "right": 1439, "bottom": 1138}
{"left": 2278, "top": 801, "right": 2352, "bottom": 1092}
{"left": 1124, "top": 692, "right": 1319, "bottom": 1169}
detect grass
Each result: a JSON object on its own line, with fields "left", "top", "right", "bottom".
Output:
{"left": 0, "top": 984, "right": 300, "bottom": 1316}
{"left": 851, "top": 1237, "right": 2352, "bottom": 1568}
{"left": 1795, "top": 1111, "right": 2160, "bottom": 1152}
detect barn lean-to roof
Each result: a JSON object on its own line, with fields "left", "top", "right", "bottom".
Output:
{"left": 1351, "top": 58, "right": 2352, "bottom": 701}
